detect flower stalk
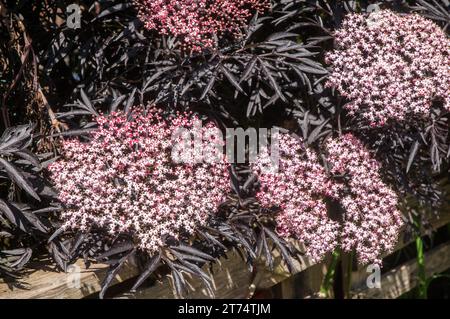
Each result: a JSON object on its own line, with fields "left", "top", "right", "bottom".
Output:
{"left": 320, "top": 249, "right": 341, "bottom": 298}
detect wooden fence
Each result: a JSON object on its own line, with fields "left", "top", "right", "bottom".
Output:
{"left": 1, "top": 210, "right": 449, "bottom": 299}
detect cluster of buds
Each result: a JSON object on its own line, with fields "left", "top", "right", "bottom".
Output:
{"left": 134, "top": 0, "right": 270, "bottom": 51}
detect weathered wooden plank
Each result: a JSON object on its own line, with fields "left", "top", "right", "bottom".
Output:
{"left": 117, "top": 249, "right": 252, "bottom": 299}
{"left": 116, "top": 246, "right": 315, "bottom": 299}
{"left": 274, "top": 262, "right": 329, "bottom": 299}
{"left": 348, "top": 209, "right": 450, "bottom": 291}
{"left": 0, "top": 243, "right": 311, "bottom": 299}
{"left": 1, "top": 210, "right": 448, "bottom": 299}
{"left": 271, "top": 209, "right": 450, "bottom": 299}
{"left": 253, "top": 243, "right": 316, "bottom": 290}
{"left": 0, "top": 259, "right": 138, "bottom": 299}
{"left": 351, "top": 241, "right": 450, "bottom": 299}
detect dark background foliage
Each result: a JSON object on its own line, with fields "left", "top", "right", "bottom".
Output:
{"left": 1, "top": 0, "right": 449, "bottom": 296}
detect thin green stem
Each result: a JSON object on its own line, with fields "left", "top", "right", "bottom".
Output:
{"left": 415, "top": 234, "right": 427, "bottom": 299}
{"left": 413, "top": 217, "right": 427, "bottom": 299}
{"left": 345, "top": 251, "right": 354, "bottom": 298}
{"left": 320, "top": 249, "right": 341, "bottom": 298}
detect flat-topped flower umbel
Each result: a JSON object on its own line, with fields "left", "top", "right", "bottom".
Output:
{"left": 253, "top": 133, "right": 340, "bottom": 263}
{"left": 326, "top": 134, "right": 403, "bottom": 265}
{"left": 254, "top": 133, "right": 403, "bottom": 265}
{"left": 326, "top": 10, "right": 450, "bottom": 127}
{"left": 49, "top": 108, "right": 230, "bottom": 252}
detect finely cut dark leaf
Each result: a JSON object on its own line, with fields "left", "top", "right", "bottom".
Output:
{"left": 407, "top": 140, "right": 420, "bottom": 173}
{"left": 48, "top": 227, "right": 65, "bottom": 243}
{"left": 94, "top": 3, "right": 132, "bottom": 20}
{"left": 131, "top": 253, "right": 161, "bottom": 292}
{"left": 220, "top": 65, "right": 245, "bottom": 95}
{"left": 97, "top": 242, "right": 135, "bottom": 260}
{"left": 99, "top": 249, "right": 134, "bottom": 299}
{"left": 0, "top": 199, "right": 28, "bottom": 232}
{"left": 263, "top": 227, "right": 295, "bottom": 272}
{"left": 0, "top": 158, "right": 40, "bottom": 201}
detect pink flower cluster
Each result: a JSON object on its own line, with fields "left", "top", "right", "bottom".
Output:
{"left": 48, "top": 109, "right": 230, "bottom": 253}
{"left": 253, "top": 134, "right": 340, "bottom": 262}
{"left": 326, "top": 10, "right": 450, "bottom": 126}
{"left": 134, "top": 0, "right": 270, "bottom": 51}
{"left": 326, "top": 134, "right": 404, "bottom": 264}
{"left": 254, "top": 133, "right": 403, "bottom": 264}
